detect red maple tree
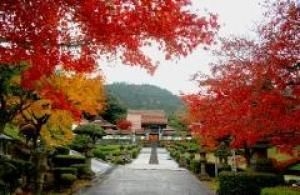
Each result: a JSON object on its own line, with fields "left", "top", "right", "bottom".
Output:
{"left": 116, "top": 119, "right": 132, "bottom": 130}
{"left": 184, "top": 1, "right": 300, "bottom": 163}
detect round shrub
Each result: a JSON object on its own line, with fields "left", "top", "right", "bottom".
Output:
{"left": 131, "top": 149, "right": 138, "bottom": 159}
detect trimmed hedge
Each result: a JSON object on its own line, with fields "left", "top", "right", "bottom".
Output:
{"left": 71, "top": 164, "right": 91, "bottom": 177}
{"left": 93, "top": 144, "right": 141, "bottom": 164}
{"left": 53, "top": 167, "right": 77, "bottom": 175}
{"left": 261, "top": 186, "right": 300, "bottom": 195}
{"left": 218, "top": 172, "right": 284, "bottom": 195}
{"left": 54, "top": 146, "right": 70, "bottom": 155}
{"left": 95, "top": 145, "right": 120, "bottom": 151}
{"left": 52, "top": 155, "right": 85, "bottom": 167}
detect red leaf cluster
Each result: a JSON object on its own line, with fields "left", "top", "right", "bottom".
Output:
{"left": 116, "top": 119, "right": 132, "bottom": 130}
{"left": 0, "top": 0, "right": 218, "bottom": 119}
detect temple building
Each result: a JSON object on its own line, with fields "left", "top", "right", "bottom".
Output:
{"left": 127, "top": 109, "right": 168, "bottom": 142}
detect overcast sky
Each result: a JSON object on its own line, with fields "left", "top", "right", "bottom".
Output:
{"left": 101, "top": 0, "right": 264, "bottom": 95}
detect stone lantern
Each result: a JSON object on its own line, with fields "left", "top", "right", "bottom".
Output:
{"left": 199, "top": 145, "right": 209, "bottom": 180}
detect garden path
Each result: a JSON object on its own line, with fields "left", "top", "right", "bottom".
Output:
{"left": 77, "top": 147, "right": 214, "bottom": 195}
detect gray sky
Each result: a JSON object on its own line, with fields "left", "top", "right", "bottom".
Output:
{"left": 101, "top": 0, "right": 264, "bottom": 95}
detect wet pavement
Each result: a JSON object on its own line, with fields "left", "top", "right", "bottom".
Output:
{"left": 78, "top": 147, "right": 214, "bottom": 195}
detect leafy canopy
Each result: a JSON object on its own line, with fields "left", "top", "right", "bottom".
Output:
{"left": 184, "top": 1, "right": 300, "bottom": 151}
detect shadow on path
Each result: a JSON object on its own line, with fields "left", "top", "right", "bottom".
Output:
{"left": 149, "top": 143, "right": 159, "bottom": 164}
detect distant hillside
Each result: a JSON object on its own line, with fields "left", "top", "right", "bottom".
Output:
{"left": 105, "top": 83, "right": 183, "bottom": 115}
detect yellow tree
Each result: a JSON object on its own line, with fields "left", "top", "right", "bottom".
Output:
{"left": 17, "top": 73, "right": 106, "bottom": 147}
{"left": 13, "top": 73, "right": 106, "bottom": 194}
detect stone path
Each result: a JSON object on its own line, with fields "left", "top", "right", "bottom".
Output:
{"left": 78, "top": 147, "right": 214, "bottom": 195}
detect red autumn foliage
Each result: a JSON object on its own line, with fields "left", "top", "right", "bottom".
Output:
{"left": 184, "top": 1, "right": 300, "bottom": 151}
{"left": 0, "top": 0, "right": 218, "bottom": 118}
{"left": 116, "top": 119, "right": 132, "bottom": 130}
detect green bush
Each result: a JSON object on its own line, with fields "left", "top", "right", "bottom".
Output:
{"left": 74, "top": 124, "right": 105, "bottom": 139}
{"left": 0, "top": 157, "right": 35, "bottom": 191}
{"left": 95, "top": 145, "right": 120, "bottom": 152}
{"left": 93, "top": 144, "right": 140, "bottom": 164}
{"left": 60, "top": 173, "right": 77, "bottom": 186}
{"left": 93, "top": 150, "right": 106, "bottom": 160}
{"left": 52, "top": 155, "right": 86, "bottom": 167}
{"left": 185, "top": 155, "right": 191, "bottom": 167}
{"left": 218, "top": 172, "right": 284, "bottom": 195}
{"left": 70, "top": 134, "right": 93, "bottom": 152}
{"left": 131, "top": 149, "right": 138, "bottom": 159}
{"left": 113, "top": 157, "right": 125, "bottom": 165}
{"left": 111, "top": 150, "right": 121, "bottom": 156}
{"left": 261, "top": 186, "right": 300, "bottom": 195}
{"left": 187, "top": 143, "right": 199, "bottom": 153}
{"left": 190, "top": 159, "right": 200, "bottom": 174}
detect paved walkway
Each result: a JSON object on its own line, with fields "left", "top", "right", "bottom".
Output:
{"left": 79, "top": 147, "right": 214, "bottom": 195}
{"left": 126, "top": 147, "right": 185, "bottom": 170}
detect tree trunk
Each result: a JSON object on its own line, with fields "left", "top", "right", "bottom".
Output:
{"left": 33, "top": 150, "right": 48, "bottom": 195}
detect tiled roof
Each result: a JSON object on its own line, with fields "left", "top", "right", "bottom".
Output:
{"left": 93, "top": 119, "right": 116, "bottom": 129}
{"left": 128, "top": 109, "right": 167, "bottom": 125}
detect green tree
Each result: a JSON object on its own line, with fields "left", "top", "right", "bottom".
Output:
{"left": 0, "top": 63, "right": 33, "bottom": 133}
{"left": 73, "top": 124, "right": 105, "bottom": 145}
{"left": 101, "top": 94, "right": 127, "bottom": 124}
{"left": 168, "top": 114, "right": 188, "bottom": 132}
